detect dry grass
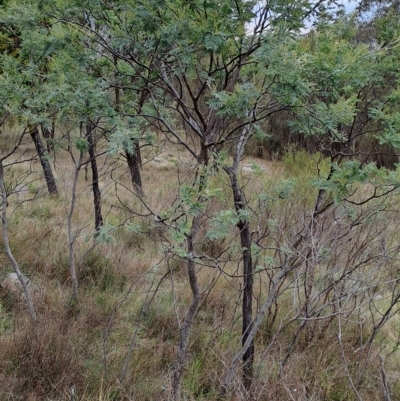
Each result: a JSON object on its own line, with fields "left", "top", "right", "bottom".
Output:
{"left": 1, "top": 126, "right": 400, "bottom": 400}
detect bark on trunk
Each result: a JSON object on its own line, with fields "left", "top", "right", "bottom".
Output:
{"left": 240, "top": 227, "right": 254, "bottom": 389}
{"left": 126, "top": 139, "right": 143, "bottom": 196}
{"left": 121, "top": 84, "right": 145, "bottom": 196}
{"left": 171, "top": 149, "right": 207, "bottom": 400}
{"left": 222, "top": 127, "right": 255, "bottom": 392}
{"left": 171, "top": 214, "right": 202, "bottom": 400}
{"left": 86, "top": 124, "right": 103, "bottom": 233}
{"left": 230, "top": 171, "right": 254, "bottom": 391}
{"left": 41, "top": 122, "right": 55, "bottom": 153}
{"left": 221, "top": 179, "right": 334, "bottom": 394}
{"left": 30, "top": 125, "right": 58, "bottom": 196}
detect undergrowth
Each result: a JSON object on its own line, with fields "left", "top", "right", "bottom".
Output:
{"left": 0, "top": 142, "right": 399, "bottom": 401}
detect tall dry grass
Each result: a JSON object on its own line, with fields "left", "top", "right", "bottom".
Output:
{"left": 1, "top": 126, "right": 400, "bottom": 400}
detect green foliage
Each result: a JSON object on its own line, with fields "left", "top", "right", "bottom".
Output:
{"left": 312, "top": 161, "right": 380, "bottom": 198}
{"left": 95, "top": 225, "right": 116, "bottom": 245}
{"left": 373, "top": 109, "right": 400, "bottom": 150}
{"left": 206, "top": 208, "right": 249, "bottom": 240}
{"left": 284, "top": 25, "right": 378, "bottom": 140}
{"left": 209, "top": 83, "right": 257, "bottom": 118}
{"left": 292, "top": 95, "right": 358, "bottom": 138}
{"left": 75, "top": 138, "right": 90, "bottom": 153}
{"left": 375, "top": 11, "right": 400, "bottom": 45}
{"left": 179, "top": 184, "right": 206, "bottom": 215}
{"left": 206, "top": 209, "right": 239, "bottom": 240}
{"left": 274, "top": 178, "right": 295, "bottom": 199}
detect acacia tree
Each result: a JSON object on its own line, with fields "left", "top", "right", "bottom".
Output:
{"left": 141, "top": 1, "right": 341, "bottom": 395}
{"left": 37, "top": 0, "right": 159, "bottom": 196}
{"left": 12, "top": 0, "right": 400, "bottom": 398}
{"left": 2, "top": 0, "right": 119, "bottom": 295}
{"left": 49, "top": 40, "right": 120, "bottom": 293}
{"left": 43, "top": 0, "right": 344, "bottom": 396}
{"left": 220, "top": 17, "right": 400, "bottom": 396}
{"left": 0, "top": 5, "right": 59, "bottom": 196}
{"left": 0, "top": 4, "right": 63, "bottom": 319}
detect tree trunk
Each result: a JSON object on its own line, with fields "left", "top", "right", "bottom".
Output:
{"left": 0, "top": 160, "right": 36, "bottom": 324}
{"left": 67, "top": 151, "right": 83, "bottom": 299}
{"left": 221, "top": 176, "right": 335, "bottom": 394}
{"left": 29, "top": 125, "right": 58, "bottom": 196}
{"left": 230, "top": 171, "right": 254, "bottom": 391}
{"left": 171, "top": 213, "right": 202, "bottom": 401}
{"left": 172, "top": 150, "right": 207, "bottom": 400}
{"left": 222, "top": 126, "right": 255, "bottom": 392}
{"left": 240, "top": 227, "right": 254, "bottom": 389}
{"left": 41, "top": 121, "right": 55, "bottom": 153}
{"left": 126, "top": 139, "right": 143, "bottom": 195}
{"left": 86, "top": 123, "right": 103, "bottom": 233}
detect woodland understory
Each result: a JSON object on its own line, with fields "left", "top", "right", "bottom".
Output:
{"left": 2, "top": 0, "right": 400, "bottom": 400}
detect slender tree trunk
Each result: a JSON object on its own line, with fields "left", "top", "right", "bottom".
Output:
{"left": 41, "top": 121, "right": 55, "bottom": 153}
{"left": 238, "top": 218, "right": 254, "bottom": 389}
{"left": 171, "top": 213, "right": 202, "bottom": 400}
{"left": 29, "top": 125, "right": 58, "bottom": 196}
{"left": 229, "top": 171, "right": 254, "bottom": 390}
{"left": 126, "top": 139, "right": 143, "bottom": 195}
{"left": 85, "top": 123, "right": 103, "bottom": 233}
{"left": 221, "top": 176, "right": 334, "bottom": 394}
{"left": 67, "top": 151, "right": 83, "bottom": 299}
{"left": 114, "top": 68, "right": 144, "bottom": 196}
{"left": 221, "top": 266, "right": 290, "bottom": 394}
{"left": 172, "top": 149, "right": 208, "bottom": 400}
{"left": 223, "top": 127, "right": 254, "bottom": 391}
{"left": 0, "top": 160, "right": 36, "bottom": 324}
